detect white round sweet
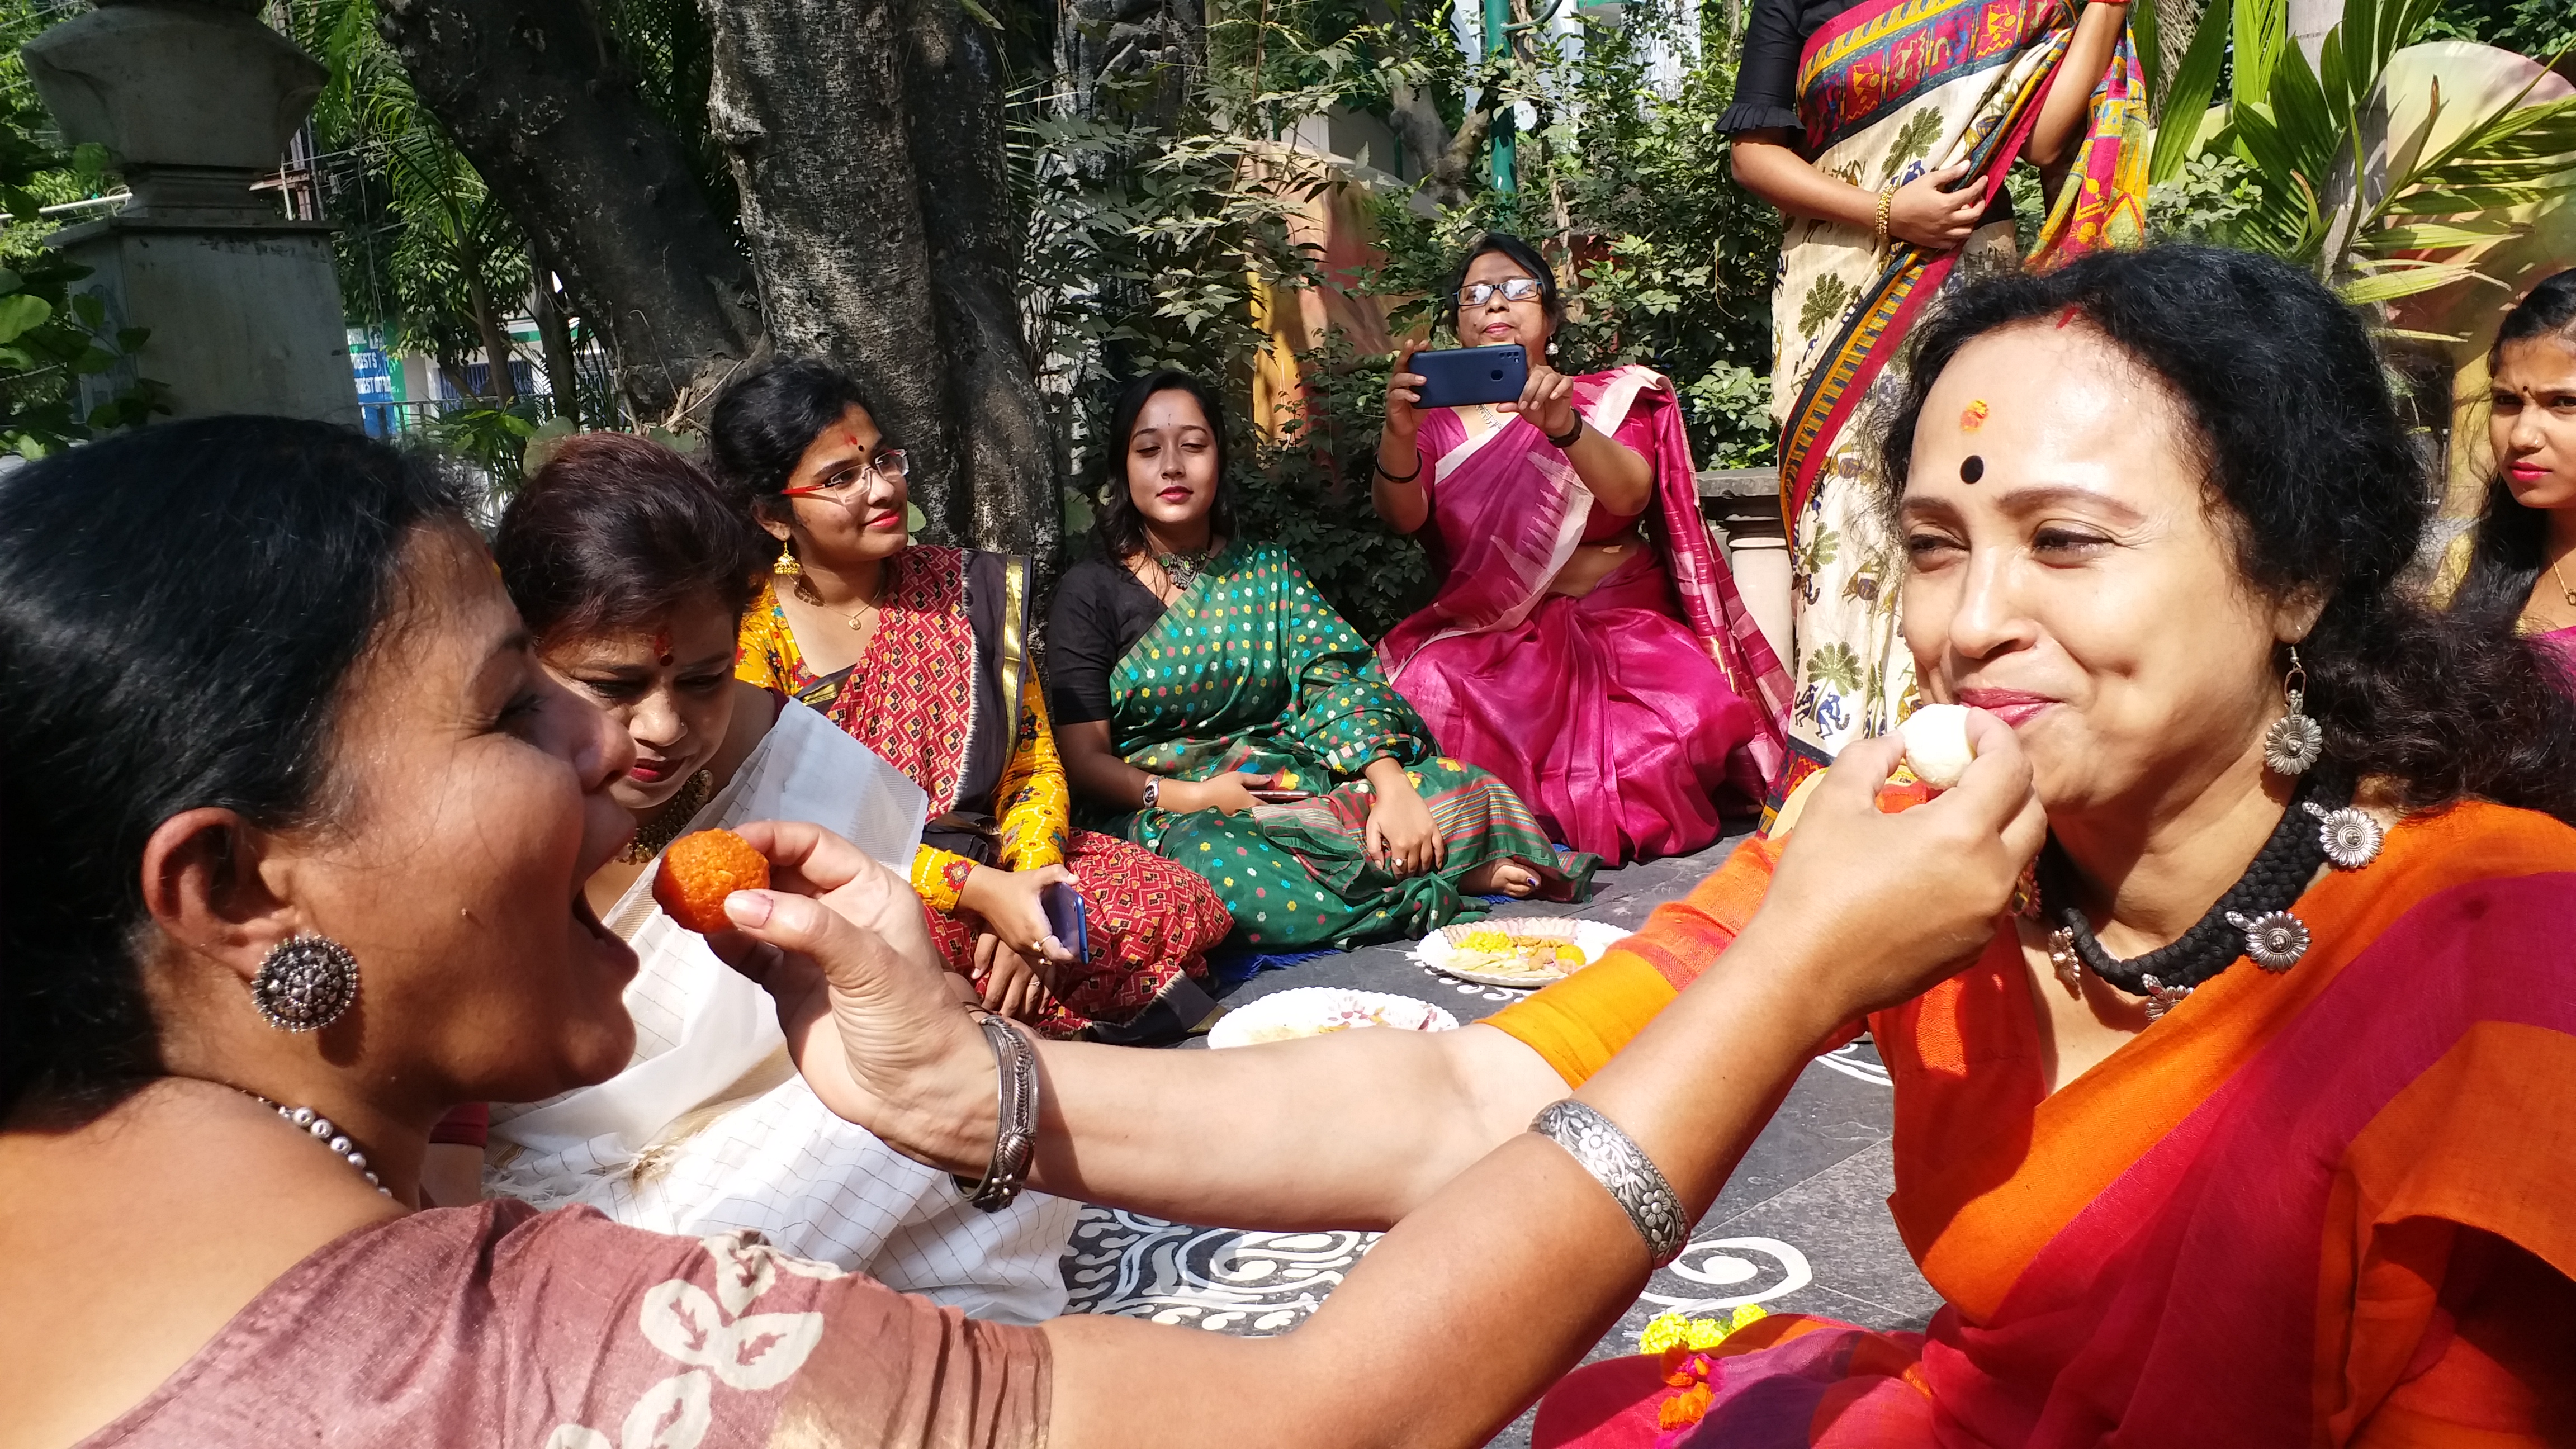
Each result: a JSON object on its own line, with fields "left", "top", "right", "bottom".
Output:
{"left": 1898, "top": 703, "right": 1976, "bottom": 789}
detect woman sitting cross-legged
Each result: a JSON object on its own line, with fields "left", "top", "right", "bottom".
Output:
{"left": 744, "top": 247, "right": 2576, "bottom": 1445}
{"left": 710, "top": 358, "right": 1232, "bottom": 1041}
{"left": 1049, "top": 371, "right": 1598, "bottom": 950}
{"left": 476, "top": 432, "right": 1078, "bottom": 1321}
{"left": 1374, "top": 231, "right": 1793, "bottom": 865}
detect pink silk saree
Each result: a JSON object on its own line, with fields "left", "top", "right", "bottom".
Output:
{"left": 1377, "top": 366, "right": 1792, "bottom": 864}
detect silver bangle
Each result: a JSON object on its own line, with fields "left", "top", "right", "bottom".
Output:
{"left": 954, "top": 1014, "right": 1039, "bottom": 1211}
{"left": 1531, "top": 1098, "right": 1688, "bottom": 1266}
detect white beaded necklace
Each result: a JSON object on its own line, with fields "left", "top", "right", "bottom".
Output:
{"left": 241, "top": 1091, "right": 391, "bottom": 1196}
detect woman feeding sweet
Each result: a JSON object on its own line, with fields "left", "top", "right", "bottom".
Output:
{"left": 771, "top": 247, "right": 2576, "bottom": 1444}
{"left": 1372, "top": 231, "right": 1792, "bottom": 865}
{"left": 1049, "top": 370, "right": 1598, "bottom": 950}
{"left": 711, "top": 358, "right": 1231, "bottom": 1041}
{"left": 0, "top": 416, "right": 2040, "bottom": 1448}
{"left": 477, "top": 433, "right": 1078, "bottom": 1320}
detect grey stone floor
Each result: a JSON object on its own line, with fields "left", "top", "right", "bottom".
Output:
{"left": 1059, "top": 830, "right": 1936, "bottom": 1446}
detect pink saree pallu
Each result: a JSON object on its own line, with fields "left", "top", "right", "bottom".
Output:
{"left": 1378, "top": 366, "right": 1792, "bottom": 865}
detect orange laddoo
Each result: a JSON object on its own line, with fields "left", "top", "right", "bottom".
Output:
{"left": 652, "top": 828, "right": 770, "bottom": 935}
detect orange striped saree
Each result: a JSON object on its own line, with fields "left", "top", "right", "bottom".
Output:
{"left": 1496, "top": 797, "right": 2576, "bottom": 1445}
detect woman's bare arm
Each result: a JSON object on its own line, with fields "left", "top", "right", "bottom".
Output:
{"left": 1055, "top": 717, "right": 1154, "bottom": 815}
{"left": 1560, "top": 418, "right": 1655, "bottom": 517}
{"left": 2026, "top": 2, "right": 2130, "bottom": 169}
{"left": 1045, "top": 935, "right": 1841, "bottom": 1448}
{"left": 1734, "top": 131, "right": 1988, "bottom": 250}
{"left": 1028, "top": 726, "right": 2048, "bottom": 1448}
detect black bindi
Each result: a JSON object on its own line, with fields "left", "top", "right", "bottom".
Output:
{"left": 1959, "top": 454, "right": 1985, "bottom": 484}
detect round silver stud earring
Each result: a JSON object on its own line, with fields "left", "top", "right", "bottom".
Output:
{"left": 2262, "top": 646, "right": 2324, "bottom": 776}
{"left": 249, "top": 932, "right": 359, "bottom": 1032}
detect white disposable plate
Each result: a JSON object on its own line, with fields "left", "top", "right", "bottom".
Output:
{"left": 1206, "top": 986, "right": 1460, "bottom": 1049}
{"left": 1410, "top": 917, "right": 1633, "bottom": 989}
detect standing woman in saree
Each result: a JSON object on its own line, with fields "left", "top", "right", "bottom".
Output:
{"left": 1374, "top": 233, "right": 1793, "bottom": 866}
{"left": 1729, "top": 0, "right": 2147, "bottom": 793}
{"left": 712, "top": 359, "right": 1231, "bottom": 1043}
{"left": 1050, "top": 371, "right": 1598, "bottom": 950}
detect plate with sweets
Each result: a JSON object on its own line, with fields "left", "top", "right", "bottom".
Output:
{"left": 1412, "top": 917, "right": 1632, "bottom": 989}
{"left": 1206, "top": 987, "right": 1459, "bottom": 1049}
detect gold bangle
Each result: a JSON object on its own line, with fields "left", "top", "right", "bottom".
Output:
{"left": 1873, "top": 183, "right": 1897, "bottom": 254}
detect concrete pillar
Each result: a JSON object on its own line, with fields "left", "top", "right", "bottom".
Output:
{"left": 23, "top": 0, "right": 356, "bottom": 424}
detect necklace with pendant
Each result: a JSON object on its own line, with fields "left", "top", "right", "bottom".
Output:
{"left": 620, "top": 769, "right": 714, "bottom": 864}
{"left": 2039, "top": 774, "right": 2384, "bottom": 1021}
{"left": 794, "top": 575, "right": 881, "bottom": 630}
{"left": 2552, "top": 553, "right": 2576, "bottom": 609}
{"left": 1154, "top": 548, "right": 1214, "bottom": 598}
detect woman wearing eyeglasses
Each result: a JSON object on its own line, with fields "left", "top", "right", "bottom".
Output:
{"left": 712, "top": 360, "right": 1231, "bottom": 1042}
{"left": 1374, "top": 232, "right": 1792, "bottom": 866}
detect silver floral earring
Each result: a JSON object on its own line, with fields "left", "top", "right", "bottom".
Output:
{"left": 250, "top": 932, "right": 360, "bottom": 1032}
{"left": 2262, "top": 646, "right": 2323, "bottom": 777}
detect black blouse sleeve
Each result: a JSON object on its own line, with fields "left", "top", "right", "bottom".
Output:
{"left": 1044, "top": 559, "right": 1164, "bottom": 726}
{"left": 1716, "top": 0, "right": 1808, "bottom": 135}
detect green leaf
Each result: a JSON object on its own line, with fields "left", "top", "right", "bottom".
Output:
{"left": 0, "top": 292, "right": 51, "bottom": 345}
{"left": 2264, "top": 41, "right": 2340, "bottom": 177}
{"left": 2337, "top": 259, "right": 2499, "bottom": 302}
{"left": 2357, "top": 219, "right": 2518, "bottom": 251}
{"left": 115, "top": 326, "right": 149, "bottom": 352}
{"left": 2233, "top": 0, "right": 2285, "bottom": 108}
{"left": 70, "top": 292, "right": 104, "bottom": 329}
{"left": 0, "top": 269, "right": 19, "bottom": 296}
{"left": 71, "top": 143, "right": 108, "bottom": 190}
{"left": 2151, "top": 0, "right": 2233, "bottom": 184}
{"left": 71, "top": 345, "right": 117, "bottom": 375}
{"left": 956, "top": 0, "right": 999, "bottom": 23}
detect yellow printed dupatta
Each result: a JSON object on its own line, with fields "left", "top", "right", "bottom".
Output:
{"left": 1769, "top": 0, "right": 2147, "bottom": 804}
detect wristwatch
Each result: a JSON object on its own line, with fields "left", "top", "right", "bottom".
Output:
{"left": 1141, "top": 778, "right": 1162, "bottom": 812}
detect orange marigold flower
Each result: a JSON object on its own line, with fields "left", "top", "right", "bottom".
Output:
{"left": 1656, "top": 1381, "right": 1715, "bottom": 1431}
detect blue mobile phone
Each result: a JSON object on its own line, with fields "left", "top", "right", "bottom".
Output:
{"left": 1410, "top": 343, "right": 1528, "bottom": 409}
{"left": 1041, "top": 881, "right": 1089, "bottom": 962}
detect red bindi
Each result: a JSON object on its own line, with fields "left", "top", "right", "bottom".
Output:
{"left": 652, "top": 627, "right": 673, "bottom": 664}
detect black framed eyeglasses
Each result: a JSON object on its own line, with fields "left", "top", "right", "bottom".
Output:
{"left": 1459, "top": 276, "right": 1545, "bottom": 307}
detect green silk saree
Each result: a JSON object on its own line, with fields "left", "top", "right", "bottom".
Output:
{"left": 1101, "top": 542, "right": 1596, "bottom": 948}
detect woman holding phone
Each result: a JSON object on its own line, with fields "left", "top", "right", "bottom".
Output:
{"left": 712, "top": 359, "right": 1231, "bottom": 1041}
{"left": 1373, "top": 232, "right": 1792, "bottom": 865}
{"left": 1051, "top": 371, "right": 1596, "bottom": 950}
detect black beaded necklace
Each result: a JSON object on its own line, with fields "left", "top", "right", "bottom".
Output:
{"left": 2038, "top": 773, "right": 2372, "bottom": 1019}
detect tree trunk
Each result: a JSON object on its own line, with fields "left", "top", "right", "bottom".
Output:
{"left": 704, "top": 0, "right": 1055, "bottom": 565}
{"left": 903, "top": 1, "right": 1054, "bottom": 566}
{"left": 373, "top": 0, "right": 762, "bottom": 426}
{"left": 529, "top": 241, "right": 583, "bottom": 427}
{"left": 467, "top": 268, "right": 521, "bottom": 404}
